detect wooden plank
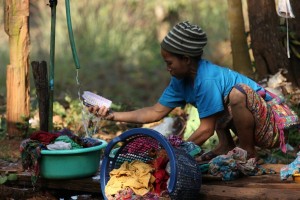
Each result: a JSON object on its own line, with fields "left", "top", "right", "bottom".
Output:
{"left": 0, "top": 169, "right": 18, "bottom": 173}
{"left": 199, "top": 184, "right": 300, "bottom": 200}
{"left": 0, "top": 184, "right": 72, "bottom": 199}
{"left": 13, "top": 172, "right": 102, "bottom": 194}
{"left": 230, "top": 182, "right": 300, "bottom": 190}
{"left": 203, "top": 174, "right": 291, "bottom": 184}
{"left": 0, "top": 185, "right": 37, "bottom": 199}
{"left": 40, "top": 178, "right": 101, "bottom": 193}
{"left": 8, "top": 171, "right": 298, "bottom": 192}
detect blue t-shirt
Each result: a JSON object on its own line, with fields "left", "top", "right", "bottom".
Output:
{"left": 159, "top": 59, "right": 271, "bottom": 118}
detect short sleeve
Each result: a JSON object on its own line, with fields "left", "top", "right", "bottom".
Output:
{"left": 158, "top": 78, "right": 186, "bottom": 108}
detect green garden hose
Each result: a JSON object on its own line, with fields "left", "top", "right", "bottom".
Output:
{"left": 65, "top": 0, "right": 80, "bottom": 69}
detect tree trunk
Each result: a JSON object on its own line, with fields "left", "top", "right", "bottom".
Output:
{"left": 227, "top": 0, "right": 253, "bottom": 78}
{"left": 288, "top": 0, "right": 300, "bottom": 87}
{"left": 4, "top": 0, "right": 30, "bottom": 137}
{"left": 247, "top": 0, "right": 290, "bottom": 81}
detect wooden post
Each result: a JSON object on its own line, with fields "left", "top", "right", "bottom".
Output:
{"left": 31, "top": 61, "right": 49, "bottom": 132}
{"left": 4, "top": 0, "right": 30, "bottom": 137}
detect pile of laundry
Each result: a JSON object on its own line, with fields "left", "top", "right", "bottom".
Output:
{"left": 20, "top": 128, "right": 102, "bottom": 184}
{"left": 105, "top": 154, "right": 169, "bottom": 200}
{"left": 104, "top": 135, "right": 201, "bottom": 200}
{"left": 204, "top": 147, "right": 276, "bottom": 181}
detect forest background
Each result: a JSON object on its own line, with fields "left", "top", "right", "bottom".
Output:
{"left": 0, "top": 0, "right": 231, "bottom": 110}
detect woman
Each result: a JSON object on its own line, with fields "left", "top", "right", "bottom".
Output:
{"left": 89, "top": 21, "right": 293, "bottom": 162}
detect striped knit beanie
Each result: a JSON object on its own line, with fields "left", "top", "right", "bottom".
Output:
{"left": 161, "top": 21, "right": 207, "bottom": 57}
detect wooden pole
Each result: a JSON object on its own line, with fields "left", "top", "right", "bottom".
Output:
{"left": 4, "top": 0, "right": 30, "bottom": 137}
{"left": 31, "top": 61, "right": 49, "bottom": 132}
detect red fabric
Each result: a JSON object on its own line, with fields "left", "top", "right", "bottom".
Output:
{"left": 153, "top": 169, "right": 169, "bottom": 194}
{"left": 30, "top": 131, "right": 60, "bottom": 145}
{"left": 152, "top": 156, "right": 168, "bottom": 170}
{"left": 151, "top": 149, "right": 170, "bottom": 194}
{"left": 152, "top": 150, "right": 168, "bottom": 169}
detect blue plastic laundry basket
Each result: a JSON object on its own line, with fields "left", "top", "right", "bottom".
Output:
{"left": 100, "top": 128, "right": 201, "bottom": 200}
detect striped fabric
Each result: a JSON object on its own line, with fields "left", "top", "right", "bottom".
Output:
{"left": 161, "top": 21, "right": 207, "bottom": 56}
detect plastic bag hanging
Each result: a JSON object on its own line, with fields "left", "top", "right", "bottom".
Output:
{"left": 277, "top": 0, "right": 295, "bottom": 18}
{"left": 276, "top": 0, "right": 295, "bottom": 58}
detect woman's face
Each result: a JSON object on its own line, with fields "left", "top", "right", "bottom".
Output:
{"left": 160, "top": 48, "right": 190, "bottom": 79}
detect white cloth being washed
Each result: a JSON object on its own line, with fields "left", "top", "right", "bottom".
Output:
{"left": 46, "top": 141, "right": 72, "bottom": 150}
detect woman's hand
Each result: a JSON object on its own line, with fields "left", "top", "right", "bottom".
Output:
{"left": 88, "top": 106, "right": 114, "bottom": 120}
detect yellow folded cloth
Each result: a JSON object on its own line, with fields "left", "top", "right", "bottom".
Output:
{"left": 105, "top": 160, "right": 155, "bottom": 196}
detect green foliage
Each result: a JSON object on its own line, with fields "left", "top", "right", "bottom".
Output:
{"left": 61, "top": 96, "right": 84, "bottom": 131}
{"left": 52, "top": 95, "right": 83, "bottom": 131}
{"left": 0, "top": 116, "right": 6, "bottom": 139}
{"left": 16, "top": 115, "right": 37, "bottom": 138}
{"left": 279, "top": 24, "right": 300, "bottom": 59}
{"left": 53, "top": 101, "right": 67, "bottom": 117}
{"left": 7, "top": 173, "right": 18, "bottom": 181}
{"left": 0, "top": 172, "right": 18, "bottom": 185}
{"left": 0, "top": 175, "right": 7, "bottom": 184}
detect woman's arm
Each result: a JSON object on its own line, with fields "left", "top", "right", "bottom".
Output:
{"left": 186, "top": 114, "right": 218, "bottom": 146}
{"left": 89, "top": 102, "right": 173, "bottom": 124}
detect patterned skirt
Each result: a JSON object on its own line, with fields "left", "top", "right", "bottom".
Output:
{"left": 232, "top": 84, "right": 280, "bottom": 149}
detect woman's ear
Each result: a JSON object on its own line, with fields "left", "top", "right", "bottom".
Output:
{"left": 183, "top": 55, "right": 192, "bottom": 65}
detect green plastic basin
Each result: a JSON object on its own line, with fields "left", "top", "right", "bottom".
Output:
{"left": 40, "top": 139, "right": 107, "bottom": 179}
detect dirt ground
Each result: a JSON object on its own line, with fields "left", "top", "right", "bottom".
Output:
{"left": 0, "top": 137, "right": 23, "bottom": 162}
